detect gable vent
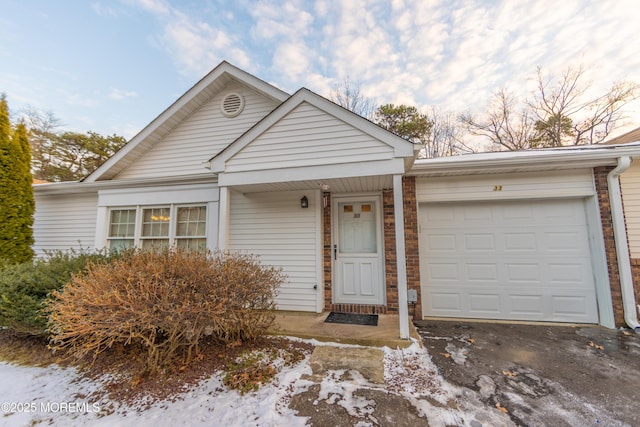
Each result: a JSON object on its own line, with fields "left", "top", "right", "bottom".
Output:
{"left": 221, "top": 92, "right": 244, "bottom": 117}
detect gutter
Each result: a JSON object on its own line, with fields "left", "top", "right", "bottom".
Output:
{"left": 607, "top": 156, "right": 640, "bottom": 331}
{"left": 409, "top": 143, "right": 640, "bottom": 177}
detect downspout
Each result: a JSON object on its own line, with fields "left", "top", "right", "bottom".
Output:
{"left": 607, "top": 156, "right": 640, "bottom": 331}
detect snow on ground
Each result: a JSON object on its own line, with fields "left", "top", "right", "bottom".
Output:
{"left": 0, "top": 339, "right": 513, "bottom": 427}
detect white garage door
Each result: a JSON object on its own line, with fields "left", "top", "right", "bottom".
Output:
{"left": 419, "top": 198, "right": 599, "bottom": 323}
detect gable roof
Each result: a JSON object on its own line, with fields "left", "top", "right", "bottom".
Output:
{"left": 604, "top": 126, "right": 640, "bottom": 145}
{"left": 209, "top": 88, "right": 416, "bottom": 178}
{"left": 84, "top": 61, "right": 289, "bottom": 182}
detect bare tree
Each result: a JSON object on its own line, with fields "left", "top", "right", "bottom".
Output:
{"left": 18, "top": 107, "right": 63, "bottom": 179}
{"left": 330, "top": 76, "right": 377, "bottom": 120}
{"left": 423, "top": 106, "right": 475, "bottom": 158}
{"left": 529, "top": 65, "right": 640, "bottom": 146}
{"left": 461, "top": 65, "right": 640, "bottom": 151}
{"left": 460, "top": 89, "right": 537, "bottom": 151}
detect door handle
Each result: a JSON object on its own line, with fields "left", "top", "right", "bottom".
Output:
{"left": 334, "top": 244, "right": 337, "bottom": 260}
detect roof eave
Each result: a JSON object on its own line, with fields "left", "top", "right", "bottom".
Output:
{"left": 408, "top": 145, "right": 640, "bottom": 177}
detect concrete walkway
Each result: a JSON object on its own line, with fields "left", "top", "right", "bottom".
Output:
{"left": 268, "top": 311, "right": 419, "bottom": 348}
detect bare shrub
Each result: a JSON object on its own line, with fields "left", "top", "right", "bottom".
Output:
{"left": 46, "top": 249, "right": 284, "bottom": 374}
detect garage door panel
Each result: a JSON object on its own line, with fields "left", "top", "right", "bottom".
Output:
{"left": 425, "top": 205, "right": 455, "bottom": 222}
{"left": 420, "top": 199, "right": 599, "bottom": 324}
{"left": 464, "top": 234, "right": 496, "bottom": 251}
{"left": 504, "top": 233, "right": 537, "bottom": 251}
{"left": 509, "top": 295, "right": 544, "bottom": 316}
{"left": 466, "top": 263, "right": 498, "bottom": 281}
{"left": 548, "top": 262, "right": 591, "bottom": 284}
{"left": 506, "top": 263, "right": 541, "bottom": 282}
{"left": 429, "top": 291, "right": 462, "bottom": 313}
{"left": 468, "top": 293, "right": 501, "bottom": 314}
{"left": 545, "top": 231, "right": 583, "bottom": 251}
{"left": 426, "top": 263, "right": 459, "bottom": 281}
{"left": 551, "top": 295, "right": 595, "bottom": 319}
{"left": 427, "top": 234, "right": 457, "bottom": 251}
{"left": 462, "top": 206, "right": 494, "bottom": 221}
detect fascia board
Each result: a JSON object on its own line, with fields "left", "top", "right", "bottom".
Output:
{"left": 218, "top": 158, "right": 406, "bottom": 187}
{"left": 408, "top": 146, "right": 640, "bottom": 176}
{"left": 34, "top": 174, "right": 217, "bottom": 195}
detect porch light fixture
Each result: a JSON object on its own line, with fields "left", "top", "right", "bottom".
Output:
{"left": 300, "top": 196, "right": 309, "bottom": 208}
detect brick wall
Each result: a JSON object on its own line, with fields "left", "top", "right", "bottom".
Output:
{"left": 322, "top": 192, "right": 333, "bottom": 310}
{"left": 594, "top": 166, "right": 625, "bottom": 325}
{"left": 403, "top": 176, "right": 422, "bottom": 319}
{"left": 630, "top": 260, "right": 640, "bottom": 312}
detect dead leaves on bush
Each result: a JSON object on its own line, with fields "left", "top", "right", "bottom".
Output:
{"left": 223, "top": 344, "right": 307, "bottom": 395}
{"left": 45, "top": 249, "right": 286, "bottom": 375}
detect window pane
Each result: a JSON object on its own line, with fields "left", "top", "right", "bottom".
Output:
{"left": 142, "top": 208, "right": 170, "bottom": 237}
{"left": 176, "top": 206, "right": 206, "bottom": 237}
{"left": 109, "top": 239, "right": 134, "bottom": 251}
{"left": 109, "top": 209, "right": 136, "bottom": 237}
{"left": 141, "top": 239, "right": 169, "bottom": 250}
{"left": 176, "top": 238, "right": 206, "bottom": 251}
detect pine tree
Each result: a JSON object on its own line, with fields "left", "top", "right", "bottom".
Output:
{"left": 0, "top": 94, "right": 34, "bottom": 264}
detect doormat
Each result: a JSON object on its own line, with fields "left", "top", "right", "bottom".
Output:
{"left": 324, "top": 312, "right": 379, "bottom": 326}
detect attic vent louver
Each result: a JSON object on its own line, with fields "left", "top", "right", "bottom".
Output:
{"left": 221, "top": 93, "right": 244, "bottom": 117}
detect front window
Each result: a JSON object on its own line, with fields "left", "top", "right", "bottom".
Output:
{"left": 176, "top": 206, "right": 207, "bottom": 251}
{"left": 107, "top": 205, "right": 207, "bottom": 251}
{"left": 141, "top": 207, "right": 171, "bottom": 249}
{"left": 108, "top": 209, "right": 136, "bottom": 250}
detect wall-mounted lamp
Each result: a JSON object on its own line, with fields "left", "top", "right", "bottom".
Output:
{"left": 300, "top": 196, "right": 309, "bottom": 208}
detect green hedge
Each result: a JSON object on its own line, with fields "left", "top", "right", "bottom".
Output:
{"left": 0, "top": 250, "right": 116, "bottom": 335}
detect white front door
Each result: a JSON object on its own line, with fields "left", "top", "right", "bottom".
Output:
{"left": 333, "top": 196, "right": 384, "bottom": 305}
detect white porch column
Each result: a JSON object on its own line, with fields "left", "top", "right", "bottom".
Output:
{"left": 393, "top": 174, "right": 410, "bottom": 339}
{"left": 218, "top": 186, "right": 230, "bottom": 250}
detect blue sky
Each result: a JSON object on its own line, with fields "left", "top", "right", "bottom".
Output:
{"left": 1, "top": 0, "right": 639, "bottom": 140}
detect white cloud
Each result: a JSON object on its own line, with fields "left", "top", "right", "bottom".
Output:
{"left": 132, "top": 0, "right": 171, "bottom": 15}
{"left": 126, "top": 0, "right": 640, "bottom": 130}
{"left": 107, "top": 88, "right": 138, "bottom": 101}
{"left": 91, "top": 2, "right": 123, "bottom": 17}
{"left": 273, "top": 41, "right": 311, "bottom": 81}
{"left": 131, "top": 1, "right": 250, "bottom": 78}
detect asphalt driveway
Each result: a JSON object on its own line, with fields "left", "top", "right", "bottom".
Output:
{"left": 415, "top": 320, "right": 640, "bottom": 426}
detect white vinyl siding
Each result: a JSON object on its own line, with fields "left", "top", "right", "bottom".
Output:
{"left": 620, "top": 163, "right": 640, "bottom": 257}
{"left": 33, "top": 192, "right": 98, "bottom": 257}
{"left": 228, "top": 190, "right": 320, "bottom": 312}
{"left": 115, "top": 82, "right": 279, "bottom": 180}
{"left": 416, "top": 170, "right": 595, "bottom": 203}
{"left": 225, "top": 102, "right": 394, "bottom": 173}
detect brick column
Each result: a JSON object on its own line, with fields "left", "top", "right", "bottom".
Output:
{"left": 594, "top": 166, "right": 625, "bottom": 325}
{"left": 323, "top": 192, "right": 333, "bottom": 310}
{"left": 402, "top": 176, "right": 422, "bottom": 319}
{"left": 383, "top": 189, "right": 398, "bottom": 313}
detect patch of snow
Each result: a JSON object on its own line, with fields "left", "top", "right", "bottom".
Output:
{"left": 0, "top": 339, "right": 516, "bottom": 427}
{"left": 445, "top": 343, "right": 468, "bottom": 365}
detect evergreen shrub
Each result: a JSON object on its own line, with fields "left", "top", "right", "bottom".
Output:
{"left": 0, "top": 249, "right": 115, "bottom": 334}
